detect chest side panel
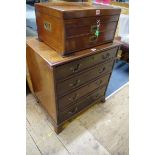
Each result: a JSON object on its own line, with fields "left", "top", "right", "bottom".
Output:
{"left": 26, "top": 46, "right": 58, "bottom": 123}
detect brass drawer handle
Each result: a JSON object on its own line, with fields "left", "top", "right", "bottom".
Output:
{"left": 99, "top": 67, "right": 106, "bottom": 74}
{"left": 95, "top": 93, "right": 100, "bottom": 99}
{"left": 70, "top": 64, "right": 81, "bottom": 73}
{"left": 68, "top": 93, "right": 79, "bottom": 102}
{"left": 96, "top": 79, "right": 103, "bottom": 85}
{"left": 44, "top": 21, "right": 51, "bottom": 32}
{"left": 89, "top": 35, "right": 97, "bottom": 42}
{"left": 69, "top": 79, "right": 81, "bottom": 87}
{"left": 92, "top": 93, "right": 100, "bottom": 100}
{"left": 68, "top": 107, "right": 78, "bottom": 115}
{"left": 102, "top": 53, "right": 110, "bottom": 60}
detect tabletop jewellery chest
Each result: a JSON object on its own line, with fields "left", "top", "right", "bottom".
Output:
{"left": 26, "top": 37, "right": 121, "bottom": 134}
{"left": 35, "top": 2, "right": 121, "bottom": 55}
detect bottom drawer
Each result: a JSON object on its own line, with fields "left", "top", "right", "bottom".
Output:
{"left": 58, "top": 86, "right": 106, "bottom": 123}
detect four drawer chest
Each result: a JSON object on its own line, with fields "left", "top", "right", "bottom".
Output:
{"left": 26, "top": 37, "right": 121, "bottom": 134}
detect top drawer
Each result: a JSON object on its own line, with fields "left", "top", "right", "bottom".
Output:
{"left": 65, "top": 15, "right": 119, "bottom": 28}
{"left": 55, "top": 47, "right": 118, "bottom": 80}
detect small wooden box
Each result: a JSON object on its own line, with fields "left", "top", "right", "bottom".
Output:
{"left": 35, "top": 2, "right": 121, "bottom": 55}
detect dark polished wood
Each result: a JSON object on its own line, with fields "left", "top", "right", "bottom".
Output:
{"left": 35, "top": 2, "right": 121, "bottom": 55}
{"left": 57, "top": 62, "right": 113, "bottom": 97}
{"left": 59, "top": 74, "right": 110, "bottom": 111}
{"left": 55, "top": 47, "right": 118, "bottom": 80}
{"left": 64, "top": 15, "right": 119, "bottom": 27}
{"left": 65, "top": 22, "right": 118, "bottom": 37}
{"left": 58, "top": 74, "right": 110, "bottom": 109}
{"left": 26, "top": 37, "right": 121, "bottom": 134}
{"left": 58, "top": 86, "right": 106, "bottom": 123}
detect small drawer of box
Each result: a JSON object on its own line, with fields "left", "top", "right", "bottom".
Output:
{"left": 58, "top": 74, "right": 110, "bottom": 110}
{"left": 58, "top": 86, "right": 106, "bottom": 123}
{"left": 55, "top": 47, "right": 118, "bottom": 81}
{"left": 65, "top": 15, "right": 119, "bottom": 29}
{"left": 57, "top": 60, "right": 114, "bottom": 97}
{"left": 65, "top": 22, "right": 118, "bottom": 38}
{"left": 65, "top": 31, "right": 115, "bottom": 52}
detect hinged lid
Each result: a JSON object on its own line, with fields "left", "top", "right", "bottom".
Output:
{"left": 35, "top": 2, "right": 121, "bottom": 19}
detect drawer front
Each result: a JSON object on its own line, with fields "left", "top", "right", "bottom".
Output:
{"left": 58, "top": 74, "right": 110, "bottom": 110}
{"left": 58, "top": 86, "right": 106, "bottom": 123}
{"left": 65, "top": 30, "right": 115, "bottom": 52}
{"left": 57, "top": 60, "right": 114, "bottom": 97}
{"left": 66, "top": 22, "right": 117, "bottom": 38}
{"left": 55, "top": 47, "right": 118, "bottom": 80}
{"left": 65, "top": 15, "right": 120, "bottom": 28}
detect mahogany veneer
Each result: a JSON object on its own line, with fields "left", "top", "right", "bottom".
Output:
{"left": 35, "top": 2, "right": 121, "bottom": 55}
{"left": 26, "top": 37, "right": 121, "bottom": 134}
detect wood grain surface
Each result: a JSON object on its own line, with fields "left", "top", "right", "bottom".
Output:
{"left": 26, "top": 37, "right": 121, "bottom": 66}
{"left": 35, "top": 2, "right": 121, "bottom": 55}
{"left": 27, "top": 84, "right": 129, "bottom": 155}
{"left": 26, "top": 37, "right": 121, "bottom": 133}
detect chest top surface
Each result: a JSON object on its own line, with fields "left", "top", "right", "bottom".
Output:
{"left": 35, "top": 2, "right": 121, "bottom": 19}
{"left": 36, "top": 2, "right": 117, "bottom": 11}
{"left": 26, "top": 37, "right": 121, "bottom": 66}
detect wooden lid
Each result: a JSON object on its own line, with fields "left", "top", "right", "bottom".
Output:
{"left": 35, "top": 2, "right": 121, "bottom": 19}
{"left": 26, "top": 37, "right": 122, "bottom": 66}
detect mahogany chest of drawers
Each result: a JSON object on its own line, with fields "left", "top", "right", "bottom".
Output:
{"left": 26, "top": 37, "right": 121, "bottom": 134}
{"left": 35, "top": 2, "right": 121, "bottom": 55}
